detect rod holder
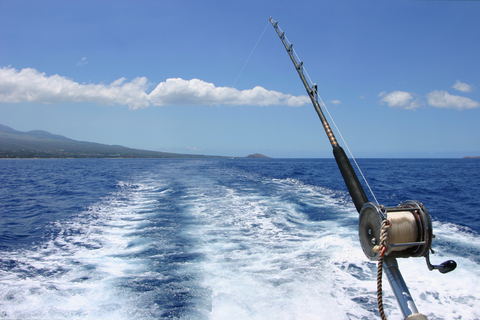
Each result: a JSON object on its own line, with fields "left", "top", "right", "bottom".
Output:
{"left": 383, "top": 258, "right": 426, "bottom": 319}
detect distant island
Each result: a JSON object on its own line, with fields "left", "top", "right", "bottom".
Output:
{"left": 0, "top": 124, "right": 222, "bottom": 159}
{"left": 246, "top": 153, "right": 270, "bottom": 159}
{"left": 464, "top": 156, "right": 480, "bottom": 159}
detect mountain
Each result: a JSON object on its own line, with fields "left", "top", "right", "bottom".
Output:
{"left": 246, "top": 153, "right": 270, "bottom": 159}
{"left": 0, "top": 124, "right": 218, "bottom": 159}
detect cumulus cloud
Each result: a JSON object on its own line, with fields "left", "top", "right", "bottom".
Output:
{"left": 378, "top": 91, "right": 422, "bottom": 110}
{"left": 427, "top": 90, "right": 480, "bottom": 110}
{"left": 330, "top": 100, "right": 341, "bottom": 105}
{"left": 0, "top": 67, "right": 150, "bottom": 109}
{"left": 148, "top": 78, "right": 309, "bottom": 107}
{"left": 452, "top": 80, "right": 475, "bottom": 93}
{"left": 0, "top": 67, "right": 310, "bottom": 109}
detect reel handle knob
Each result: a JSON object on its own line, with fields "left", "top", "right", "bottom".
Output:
{"left": 426, "top": 251, "right": 457, "bottom": 274}
{"left": 437, "top": 260, "right": 457, "bottom": 274}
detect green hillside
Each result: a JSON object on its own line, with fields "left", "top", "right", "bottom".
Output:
{"left": 0, "top": 124, "right": 218, "bottom": 159}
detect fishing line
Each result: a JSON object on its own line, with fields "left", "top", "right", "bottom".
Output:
{"left": 320, "top": 100, "right": 380, "bottom": 206}
{"left": 232, "top": 21, "right": 270, "bottom": 88}
{"left": 272, "top": 18, "right": 459, "bottom": 320}
{"left": 288, "top": 45, "right": 380, "bottom": 205}
{"left": 204, "top": 22, "right": 270, "bottom": 154}
{"left": 272, "top": 22, "right": 380, "bottom": 206}
{"left": 273, "top": 23, "right": 315, "bottom": 88}
{"left": 204, "top": 21, "right": 269, "bottom": 153}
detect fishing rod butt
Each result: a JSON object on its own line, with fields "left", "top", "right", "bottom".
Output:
{"left": 333, "top": 146, "right": 368, "bottom": 213}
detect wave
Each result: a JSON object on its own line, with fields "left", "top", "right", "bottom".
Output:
{"left": 1, "top": 159, "right": 479, "bottom": 319}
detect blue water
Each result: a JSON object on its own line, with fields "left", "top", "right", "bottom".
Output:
{"left": 1, "top": 158, "right": 479, "bottom": 319}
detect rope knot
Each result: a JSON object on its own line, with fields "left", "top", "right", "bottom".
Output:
{"left": 373, "top": 219, "right": 391, "bottom": 256}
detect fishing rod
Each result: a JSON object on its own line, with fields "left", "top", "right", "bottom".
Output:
{"left": 269, "top": 17, "right": 456, "bottom": 320}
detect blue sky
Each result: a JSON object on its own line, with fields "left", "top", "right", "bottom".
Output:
{"left": 1, "top": 1, "right": 479, "bottom": 158}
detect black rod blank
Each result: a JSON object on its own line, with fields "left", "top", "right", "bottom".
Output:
{"left": 270, "top": 17, "right": 368, "bottom": 212}
{"left": 333, "top": 146, "right": 369, "bottom": 213}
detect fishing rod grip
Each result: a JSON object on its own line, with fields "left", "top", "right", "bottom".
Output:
{"left": 333, "top": 146, "right": 369, "bottom": 213}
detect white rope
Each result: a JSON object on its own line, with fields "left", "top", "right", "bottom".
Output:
{"left": 232, "top": 21, "right": 270, "bottom": 88}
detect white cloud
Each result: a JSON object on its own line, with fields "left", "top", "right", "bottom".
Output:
{"left": 452, "top": 80, "right": 475, "bottom": 93}
{"left": 0, "top": 67, "right": 150, "bottom": 109}
{"left": 0, "top": 67, "right": 310, "bottom": 110}
{"left": 427, "top": 90, "right": 480, "bottom": 110}
{"left": 330, "top": 100, "right": 341, "bottom": 105}
{"left": 378, "top": 91, "right": 422, "bottom": 110}
{"left": 77, "top": 57, "right": 88, "bottom": 67}
{"left": 148, "top": 78, "right": 309, "bottom": 107}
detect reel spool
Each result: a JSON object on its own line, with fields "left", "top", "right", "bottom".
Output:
{"left": 358, "top": 200, "right": 432, "bottom": 261}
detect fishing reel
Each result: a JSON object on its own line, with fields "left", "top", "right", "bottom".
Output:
{"left": 358, "top": 201, "right": 456, "bottom": 273}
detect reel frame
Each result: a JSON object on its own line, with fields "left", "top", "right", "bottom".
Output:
{"left": 358, "top": 200, "right": 433, "bottom": 261}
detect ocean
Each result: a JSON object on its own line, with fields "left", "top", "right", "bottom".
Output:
{"left": 1, "top": 158, "right": 479, "bottom": 319}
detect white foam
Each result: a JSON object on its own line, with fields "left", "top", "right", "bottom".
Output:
{"left": 185, "top": 173, "right": 480, "bottom": 319}
{"left": 2, "top": 164, "right": 480, "bottom": 320}
{"left": 0, "top": 180, "right": 163, "bottom": 319}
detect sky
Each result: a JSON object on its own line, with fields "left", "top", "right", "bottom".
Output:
{"left": 1, "top": 0, "right": 479, "bottom": 158}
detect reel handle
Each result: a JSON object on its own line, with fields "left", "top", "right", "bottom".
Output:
{"left": 426, "top": 251, "right": 457, "bottom": 274}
